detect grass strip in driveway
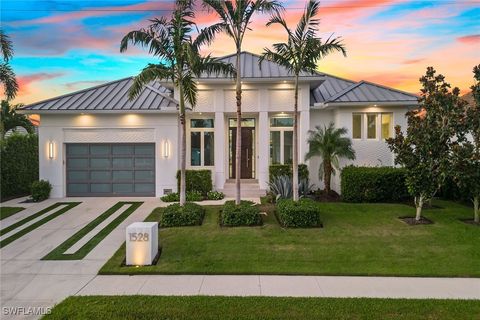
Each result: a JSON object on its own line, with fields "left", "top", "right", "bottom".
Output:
{"left": 42, "top": 296, "right": 480, "bottom": 320}
{"left": 100, "top": 200, "right": 480, "bottom": 277}
{"left": 42, "top": 202, "right": 143, "bottom": 260}
{"left": 0, "top": 202, "right": 81, "bottom": 248}
{"left": 0, "top": 206, "right": 25, "bottom": 220}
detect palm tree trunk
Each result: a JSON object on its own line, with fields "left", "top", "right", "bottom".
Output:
{"left": 324, "top": 161, "right": 331, "bottom": 193}
{"left": 414, "top": 195, "right": 424, "bottom": 221}
{"left": 292, "top": 75, "right": 299, "bottom": 201}
{"left": 235, "top": 49, "right": 242, "bottom": 205}
{"left": 179, "top": 86, "right": 186, "bottom": 206}
{"left": 474, "top": 196, "right": 479, "bottom": 223}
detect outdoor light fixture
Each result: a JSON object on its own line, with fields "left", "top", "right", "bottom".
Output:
{"left": 163, "top": 140, "right": 170, "bottom": 159}
{"left": 48, "top": 141, "right": 54, "bottom": 159}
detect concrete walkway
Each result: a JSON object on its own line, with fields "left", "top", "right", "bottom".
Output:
{"left": 1, "top": 197, "right": 479, "bottom": 320}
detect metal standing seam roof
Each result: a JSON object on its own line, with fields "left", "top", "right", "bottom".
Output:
{"left": 199, "top": 51, "right": 323, "bottom": 79}
{"left": 311, "top": 74, "right": 356, "bottom": 103}
{"left": 322, "top": 80, "right": 418, "bottom": 104}
{"left": 20, "top": 77, "right": 179, "bottom": 112}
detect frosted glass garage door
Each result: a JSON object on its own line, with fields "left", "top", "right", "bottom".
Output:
{"left": 66, "top": 143, "right": 155, "bottom": 196}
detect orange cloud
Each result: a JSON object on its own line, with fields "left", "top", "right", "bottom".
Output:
{"left": 457, "top": 34, "right": 480, "bottom": 44}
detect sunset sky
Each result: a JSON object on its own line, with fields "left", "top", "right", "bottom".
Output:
{"left": 2, "top": 0, "right": 479, "bottom": 105}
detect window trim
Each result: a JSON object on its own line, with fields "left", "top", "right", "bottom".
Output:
{"left": 380, "top": 113, "right": 393, "bottom": 140}
{"left": 188, "top": 118, "right": 215, "bottom": 167}
{"left": 366, "top": 113, "right": 378, "bottom": 140}
{"left": 269, "top": 116, "right": 294, "bottom": 164}
{"left": 352, "top": 113, "right": 363, "bottom": 140}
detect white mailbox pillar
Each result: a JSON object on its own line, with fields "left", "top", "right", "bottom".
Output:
{"left": 126, "top": 222, "right": 158, "bottom": 266}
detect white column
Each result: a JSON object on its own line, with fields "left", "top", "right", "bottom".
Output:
{"left": 258, "top": 111, "right": 269, "bottom": 189}
{"left": 214, "top": 113, "right": 226, "bottom": 190}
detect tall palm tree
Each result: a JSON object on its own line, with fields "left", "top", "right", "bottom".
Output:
{"left": 0, "top": 100, "right": 34, "bottom": 139}
{"left": 120, "top": 0, "right": 234, "bottom": 206}
{"left": 202, "top": 0, "right": 283, "bottom": 205}
{"left": 305, "top": 122, "right": 355, "bottom": 193}
{"left": 0, "top": 29, "right": 18, "bottom": 101}
{"left": 260, "top": 0, "right": 346, "bottom": 201}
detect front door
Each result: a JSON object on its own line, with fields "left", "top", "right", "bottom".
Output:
{"left": 229, "top": 118, "right": 255, "bottom": 179}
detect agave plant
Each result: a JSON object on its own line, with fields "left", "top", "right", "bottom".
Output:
{"left": 268, "top": 175, "right": 314, "bottom": 201}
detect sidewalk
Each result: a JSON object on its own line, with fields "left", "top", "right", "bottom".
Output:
{"left": 77, "top": 275, "right": 480, "bottom": 299}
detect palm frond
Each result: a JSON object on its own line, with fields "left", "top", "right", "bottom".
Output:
{"left": 129, "top": 63, "right": 173, "bottom": 100}
{"left": 0, "top": 30, "right": 14, "bottom": 62}
{"left": 0, "top": 63, "right": 18, "bottom": 100}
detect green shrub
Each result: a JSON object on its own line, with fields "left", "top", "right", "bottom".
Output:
{"left": 221, "top": 201, "right": 261, "bottom": 226}
{"left": 269, "top": 164, "right": 309, "bottom": 182}
{"left": 160, "top": 191, "right": 205, "bottom": 202}
{"left": 276, "top": 198, "right": 321, "bottom": 228}
{"left": 31, "top": 180, "right": 52, "bottom": 202}
{"left": 160, "top": 202, "right": 205, "bottom": 227}
{"left": 207, "top": 191, "right": 225, "bottom": 200}
{"left": 341, "top": 166, "right": 409, "bottom": 203}
{"left": 0, "top": 133, "right": 38, "bottom": 200}
{"left": 176, "top": 170, "right": 213, "bottom": 196}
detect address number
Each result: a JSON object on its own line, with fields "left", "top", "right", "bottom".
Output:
{"left": 128, "top": 232, "right": 149, "bottom": 242}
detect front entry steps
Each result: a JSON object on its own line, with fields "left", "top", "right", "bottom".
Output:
{"left": 221, "top": 180, "right": 266, "bottom": 198}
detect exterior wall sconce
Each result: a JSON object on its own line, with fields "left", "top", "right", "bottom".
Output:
{"left": 48, "top": 141, "right": 54, "bottom": 160}
{"left": 163, "top": 140, "right": 170, "bottom": 159}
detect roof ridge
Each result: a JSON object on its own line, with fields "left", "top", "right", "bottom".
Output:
{"left": 359, "top": 80, "right": 419, "bottom": 98}
{"left": 21, "top": 77, "right": 134, "bottom": 110}
{"left": 319, "top": 72, "right": 357, "bottom": 84}
{"left": 325, "top": 81, "right": 364, "bottom": 103}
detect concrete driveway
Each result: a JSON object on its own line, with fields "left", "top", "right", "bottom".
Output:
{"left": 0, "top": 196, "right": 159, "bottom": 320}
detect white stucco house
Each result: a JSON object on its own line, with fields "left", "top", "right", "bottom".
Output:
{"left": 20, "top": 52, "right": 418, "bottom": 198}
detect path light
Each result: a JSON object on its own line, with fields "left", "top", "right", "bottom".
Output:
{"left": 48, "top": 141, "right": 54, "bottom": 159}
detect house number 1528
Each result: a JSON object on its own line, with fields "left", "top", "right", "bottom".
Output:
{"left": 128, "top": 232, "right": 149, "bottom": 242}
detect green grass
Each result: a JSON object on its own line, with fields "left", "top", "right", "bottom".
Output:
{"left": 100, "top": 200, "right": 479, "bottom": 277}
{"left": 0, "top": 206, "right": 25, "bottom": 220}
{"left": 42, "top": 296, "right": 480, "bottom": 320}
{"left": 0, "top": 202, "right": 81, "bottom": 248}
{"left": 43, "top": 202, "right": 143, "bottom": 260}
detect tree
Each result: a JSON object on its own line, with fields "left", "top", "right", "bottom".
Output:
{"left": 451, "top": 65, "right": 480, "bottom": 223}
{"left": 202, "top": 0, "right": 283, "bottom": 204}
{"left": 260, "top": 0, "right": 345, "bottom": 201}
{"left": 120, "top": 0, "right": 234, "bottom": 206}
{"left": 0, "top": 29, "right": 18, "bottom": 101}
{"left": 387, "top": 67, "right": 464, "bottom": 221}
{"left": 305, "top": 122, "right": 355, "bottom": 193}
{"left": 0, "top": 100, "right": 34, "bottom": 139}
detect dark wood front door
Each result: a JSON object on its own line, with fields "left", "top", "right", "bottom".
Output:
{"left": 230, "top": 127, "right": 254, "bottom": 179}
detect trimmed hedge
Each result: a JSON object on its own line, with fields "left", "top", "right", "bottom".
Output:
{"left": 160, "top": 202, "right": 205, "bottom": 227}
{"left": 176, "top": 170, "right": 213, "bottom": 196}
{"left": 276, "top": 198, "right": 321, "bottom": 228}
{"left": 31, "top": 180, "right": 51, "bottom": 202}
{"left": 269, "top": 164, "right": 309, "bottom": 182}
{"left": 0, "top": 133, "right": 39, "bottom": 200}
{"left": 341, "top": 166, "right": 409, "bottom": 203}
{"left": 221, "top": 201, "right": 261, "bottom": 226}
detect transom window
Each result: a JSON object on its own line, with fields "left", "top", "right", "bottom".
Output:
{"left": 352, "top": 113, "right": 393, "bottom": 140}
{"left": 269, "top": 117, "right": 293, "bottom": 164}
{"left": 190, "top": 119, "right": 214, "bottom": 166}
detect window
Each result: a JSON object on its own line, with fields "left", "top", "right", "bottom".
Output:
{"left": 381, "top": 113, "right": 392, "bottom": 139}
{"left": 352, "top": 114, "right": 362, "bottom": 139}
{"left": 367, "top": 114, "right": 377, "bottom": 139}
{"left": 269, "top": 117, "right": 294, "bottom": 164}
{"left": 190, "top": 119, "right": 214, "bottom": 166}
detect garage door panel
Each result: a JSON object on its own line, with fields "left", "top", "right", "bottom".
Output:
{"left": 66, "top": 143, "right": 155, "bottom": 197}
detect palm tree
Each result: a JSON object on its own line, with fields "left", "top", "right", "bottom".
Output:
{"left": 0, "top": 100, "right": 34, "bottom": 139}
{"left": 0, "top": 29, "right": 18, "bottom": 101}
{"left": 305, "top": 122, "right": 355, "bottom": 193}
{"left": 260, "top": 0, "right": 346, "bottom": 201}
{"left": 202, "top": 0, "right": 283, "bottom": 205}
{"left": 120, "top": 0, "right": 234, "bottom": 206}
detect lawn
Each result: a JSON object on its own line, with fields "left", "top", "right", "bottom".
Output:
{"left": 100, "top": 200, "right": 479, "bottom": 277}
{"left": 43, "top": 296, "right": 480, "bottom": 320}
{"left": 0, "top": 206, "right": 24, "bottom": 220}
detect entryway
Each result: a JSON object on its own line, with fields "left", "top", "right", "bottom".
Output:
{"left": 228, "top": 118, "right": 255, "bottom": 179}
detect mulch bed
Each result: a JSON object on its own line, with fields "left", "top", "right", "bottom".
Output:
{"left": 398, "top": 216, "right": 434, "bottom": 225}
{"left": 313, "top": 190, "right": 341, "bottom": 202}
{"left": 459, "top": 219, "right": 480, "bottom": 226}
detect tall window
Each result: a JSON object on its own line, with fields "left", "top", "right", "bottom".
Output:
{"left": 381, "top": 113, "right": 392, "bottom": 139}
{"left": 190, "top": 119, "right": 214, "bottom": 166}
{"left": 367, "top": 114, "right": 377, "bottom": 139}
{"left": 352, "top": 114, "right": 362, "bottom": 139}
{"left": 269, "top": 117, "right": 293, "bottom": 164}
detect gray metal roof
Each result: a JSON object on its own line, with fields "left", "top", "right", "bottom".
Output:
{"left": 199, "top": 51, "right": 322, "bottom": 80}
{"left": 311, "top": 74, "right": 356, "bottom": 104}
{"left": 21, "top": 77, "right": 178, "bottom": 112}
{"left": 322, "top": 81, "right": 418, "bottom": 104}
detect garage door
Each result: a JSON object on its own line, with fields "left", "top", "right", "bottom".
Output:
{"left": 66, "top": 143, "right": 155, "bottom": 197}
